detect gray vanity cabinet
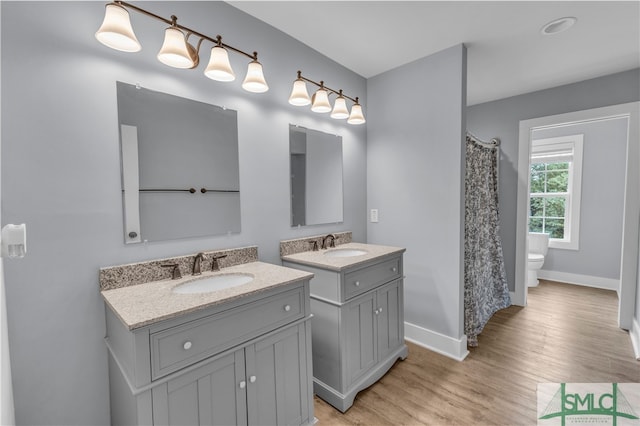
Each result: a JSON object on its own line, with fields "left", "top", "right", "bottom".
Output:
{"left": 104, "top": 281, "right": 314, "bottom": 426}
{"left": 151, "top": 323, "right": 309, "bottom": 426}
{"left": 345, "top": 279, "right": 403, "bottom": 386}
{"left": 151, "top": 350, "right": 245, "bottom": 426}
{"left": 282, "top": 252, "right": 407, "bottom": 413}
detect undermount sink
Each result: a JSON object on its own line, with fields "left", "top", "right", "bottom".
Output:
{"left": 323, "top": 248, "right": 368, "bottom": 258}
{"left": 173, "top": 273, "right": 254, "bottom": 294}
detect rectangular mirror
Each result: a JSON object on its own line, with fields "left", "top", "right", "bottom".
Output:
{"left": 117, "top": 82, "right": 241, "bottom": 243}
{"left": 290, "top": 125, "right": 344, "bottom": 226}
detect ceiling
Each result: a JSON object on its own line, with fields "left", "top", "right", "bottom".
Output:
{"left": 228, "top": 1, "right": 640, "bottom": 105}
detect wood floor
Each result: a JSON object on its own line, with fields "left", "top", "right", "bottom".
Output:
{"left": 313, "top": 280, "right": 639, "bottom": 425}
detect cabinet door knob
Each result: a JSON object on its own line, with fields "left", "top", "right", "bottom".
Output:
{"left": 378, "top": 307, "right": 383, "bottom": 314}
{"left": 374, "top": 309, "right": 380, "bottom": 315}
{"left": 391, "top": 267, "right": 397, "bottom": 272}
{"left": 239, "top": 381, "right": 246, "bottom": 389}
{"left": 284, "top": 304, "right": 291, "bottom": 312}
{"left": 183, "top": 341, "right": 192, "bottom": 350}
{"left": 249, "top": 375, "right": 257, "bottom": 383}
{"left": 355, "top": 281, "right": 360, "bottom": 287}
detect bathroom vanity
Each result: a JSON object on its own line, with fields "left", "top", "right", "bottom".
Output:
{"left": 100, "top": 252, "right": 315, "bottom": 426}
{"left": 281, "top": 240, "right": 407, "bottom": 412}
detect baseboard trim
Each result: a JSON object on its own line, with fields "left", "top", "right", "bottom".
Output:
{"left": 630, "top": 317, "right": 640, "bottom": 360}
{"left": 537, "top": 270, "right": 619, "bottom": 293}
{"left": 404, "top": 321, "right": 469, "bottom": 361}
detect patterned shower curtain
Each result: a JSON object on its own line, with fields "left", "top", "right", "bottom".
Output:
{"left": 464, "top": 134, "right": 511, "bottom": 347}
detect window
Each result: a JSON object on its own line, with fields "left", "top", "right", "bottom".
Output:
{"left": 529, "top": 134, "right": 583, "bottom": 250}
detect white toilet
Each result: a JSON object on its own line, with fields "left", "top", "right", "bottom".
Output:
{"left": 528, "top": 232, "right": 550, "bottom": 287}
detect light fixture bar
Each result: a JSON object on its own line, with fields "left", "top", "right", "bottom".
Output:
{"left": 98, "top": 1, "right": 268, "bottom": 92}
{"left": 290, "top": 71, "right": 365, "bottom": 124}
{"left": 113, "top": 1, "right": 257, "bottom": 61}
{"left": 296, "top": 71, "right": 359, "bottom": 103}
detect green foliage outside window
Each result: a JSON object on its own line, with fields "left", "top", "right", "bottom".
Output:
{"left": 529, "top": 162, "right": 569, "bottom": 239}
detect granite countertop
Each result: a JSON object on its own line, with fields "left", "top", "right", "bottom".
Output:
{"left": 101, "top": 261, "right": 314, "bottom": 330}
{"left": 281, "top": 242, "right": 405, "bottom": 272}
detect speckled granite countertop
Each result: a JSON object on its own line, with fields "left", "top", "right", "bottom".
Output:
{"left": 101, "top": 261, "right": 314, "bottom": 330}
{"left": 281, "top": 242, "right": 405, "bottom": 272}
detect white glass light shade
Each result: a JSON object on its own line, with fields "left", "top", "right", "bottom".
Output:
{"left": 242, "top": 60, "right": 269, "bottom": 93}
{"left": 95, "top": 3, "right": 141, "bottom": 52}
{"left": 347, "top": 104, "right": 366, "bottom": 125}
{"left": 157, "top": 27, "right": 196, "bottom": 69}
{"left": 311, "top": 89, "right": 331, "bottom": 113}
{"left": 204, "top": 46, "right": 235, "bottom": 81}
{"left": 288, "top": 79, "right": 311, "bottom": 106}
{"left": 330, "top": 96, "right": 349, "bottom": 119}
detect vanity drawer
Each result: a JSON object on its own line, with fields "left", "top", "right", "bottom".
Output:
{"left": 150, "top": 286, "right": 304, "bottom": 380}
{"left": 344, "top": 257, "right": 401, "bottom": 299}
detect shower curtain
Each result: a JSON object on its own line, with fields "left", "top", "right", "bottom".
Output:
{"left": 464, "top": 134, "right": 511, "bottom": 347}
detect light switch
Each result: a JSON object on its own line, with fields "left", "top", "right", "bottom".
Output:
{"left": 370, "top": 209, "right": 379, "bottom": 223}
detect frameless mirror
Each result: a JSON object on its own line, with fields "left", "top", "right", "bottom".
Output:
{"left": 117, "top": 82, "right": 241, "bottom": 243}
{"left": 289, "top": 125, "right": 344, "bottom": 226}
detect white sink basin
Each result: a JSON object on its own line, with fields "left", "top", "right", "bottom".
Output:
{"left": 173, "top": 273, "right": 254, "bottom": 294}
{"left": 323, "top": 248, "right": 368, "bottom": 258}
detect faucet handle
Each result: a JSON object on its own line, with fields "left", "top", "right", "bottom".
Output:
{"left": 309, "top": 240, "right": 319, "bottom": 252}
{"left": 211, "top": 254, "right": 228, "bottom": 271}
{"left": 161, "top": 263, "right": 182, "bottom": 280}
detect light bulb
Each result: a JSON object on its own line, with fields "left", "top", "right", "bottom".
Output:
{"left": 204, "top": 46, "right": 235, "bottom": 81}
{"left": 288, "top": 79, "right": 311, "bottom": 106}
{"left": 157, "top": 27, "right": 197, "bottom": 69}
{"left": 331, "top": 95, "right": 349, "bottom": 119}
{"left": 95, "top": 3, "right": 141, "bottom": 52}
{"left": 311, "top": 89, "right": 331, "bottom": 113}
{"left": 347, "top": 103, "right": 366, "bottom": 125}
{"left": 242, "top": 59, "right": 269, "bottom": 93}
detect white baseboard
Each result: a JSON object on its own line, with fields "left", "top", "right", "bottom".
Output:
{"left": 404, "top": 322, "right": 469, "bottom": 361}
{"left": 630, "top": 317, "right": 640, "bottom": 360}
{"left": 537, "top": 270, "right": 619, "bottom": 293}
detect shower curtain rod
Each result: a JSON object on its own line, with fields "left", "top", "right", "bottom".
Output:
{"left": 466, "top": 132, "right": 501, "bottom": 147}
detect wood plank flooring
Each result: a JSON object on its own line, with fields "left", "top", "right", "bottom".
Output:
{"left": 313, "top": 280, "right": 639, "bottom": 425}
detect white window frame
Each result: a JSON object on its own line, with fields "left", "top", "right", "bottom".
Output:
{"left": 529, "top": 134, "right": 583, "bottom": 250}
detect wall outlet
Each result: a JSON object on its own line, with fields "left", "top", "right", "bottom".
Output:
{"left": 370, "top": 209, "right": 379, "bottom": 223}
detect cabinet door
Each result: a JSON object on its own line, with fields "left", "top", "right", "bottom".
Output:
{"left": 152, "top": 350, "right": 247, "bottom": 426}
{"left": 245, "top": 324, "right": 310, "bottom": 426}
{"left": 344, "top": 291, "right": 377, "bottom": 386}
{"left": 376, "top": 280, "right": 403, "bottom": 361}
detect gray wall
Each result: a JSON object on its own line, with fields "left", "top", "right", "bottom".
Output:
{"left": 367, "top": 45, "right": 467, "bottom": 340}
{"left": 467, "top": 68, "right": 640, "bottom": 290}
{"left": 637, "top": 213, "right": 640, "bottom": 327}
{"left": 0, "top": 2, "right": 366, "bottom": 424}
{"left": 532, "top": 118, "right": 628, "bottom": 279}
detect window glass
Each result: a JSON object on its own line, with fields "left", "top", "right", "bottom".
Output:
{"left": 528, "top": 134, "right": 583, "bottom": 250}
{"left": 546, "top": 170, "right": 568, "bottom": 192}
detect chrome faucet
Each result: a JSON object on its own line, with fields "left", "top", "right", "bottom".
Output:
{"left": 211, "top": 254, "right": 228, "bottom": 271}
{"left": 322, "top": 234, "right": 336, "bottom": 249}
{"left": 192, "top": 252, "right": 204, "bottom": 275}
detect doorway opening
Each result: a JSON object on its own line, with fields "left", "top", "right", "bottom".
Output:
{"left": 514, "top": 102, "right": 639, "bottom": 332}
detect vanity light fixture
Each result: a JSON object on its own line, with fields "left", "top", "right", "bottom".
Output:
{"left": 95, "top": 1, "right": 268, "bottom": 93}
{"left": 288, "top": 71, "right": 365, "bottom": 125}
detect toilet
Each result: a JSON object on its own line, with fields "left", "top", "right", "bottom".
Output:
{"left": 528, "top": 232, "right": 550, "bottom": 287}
